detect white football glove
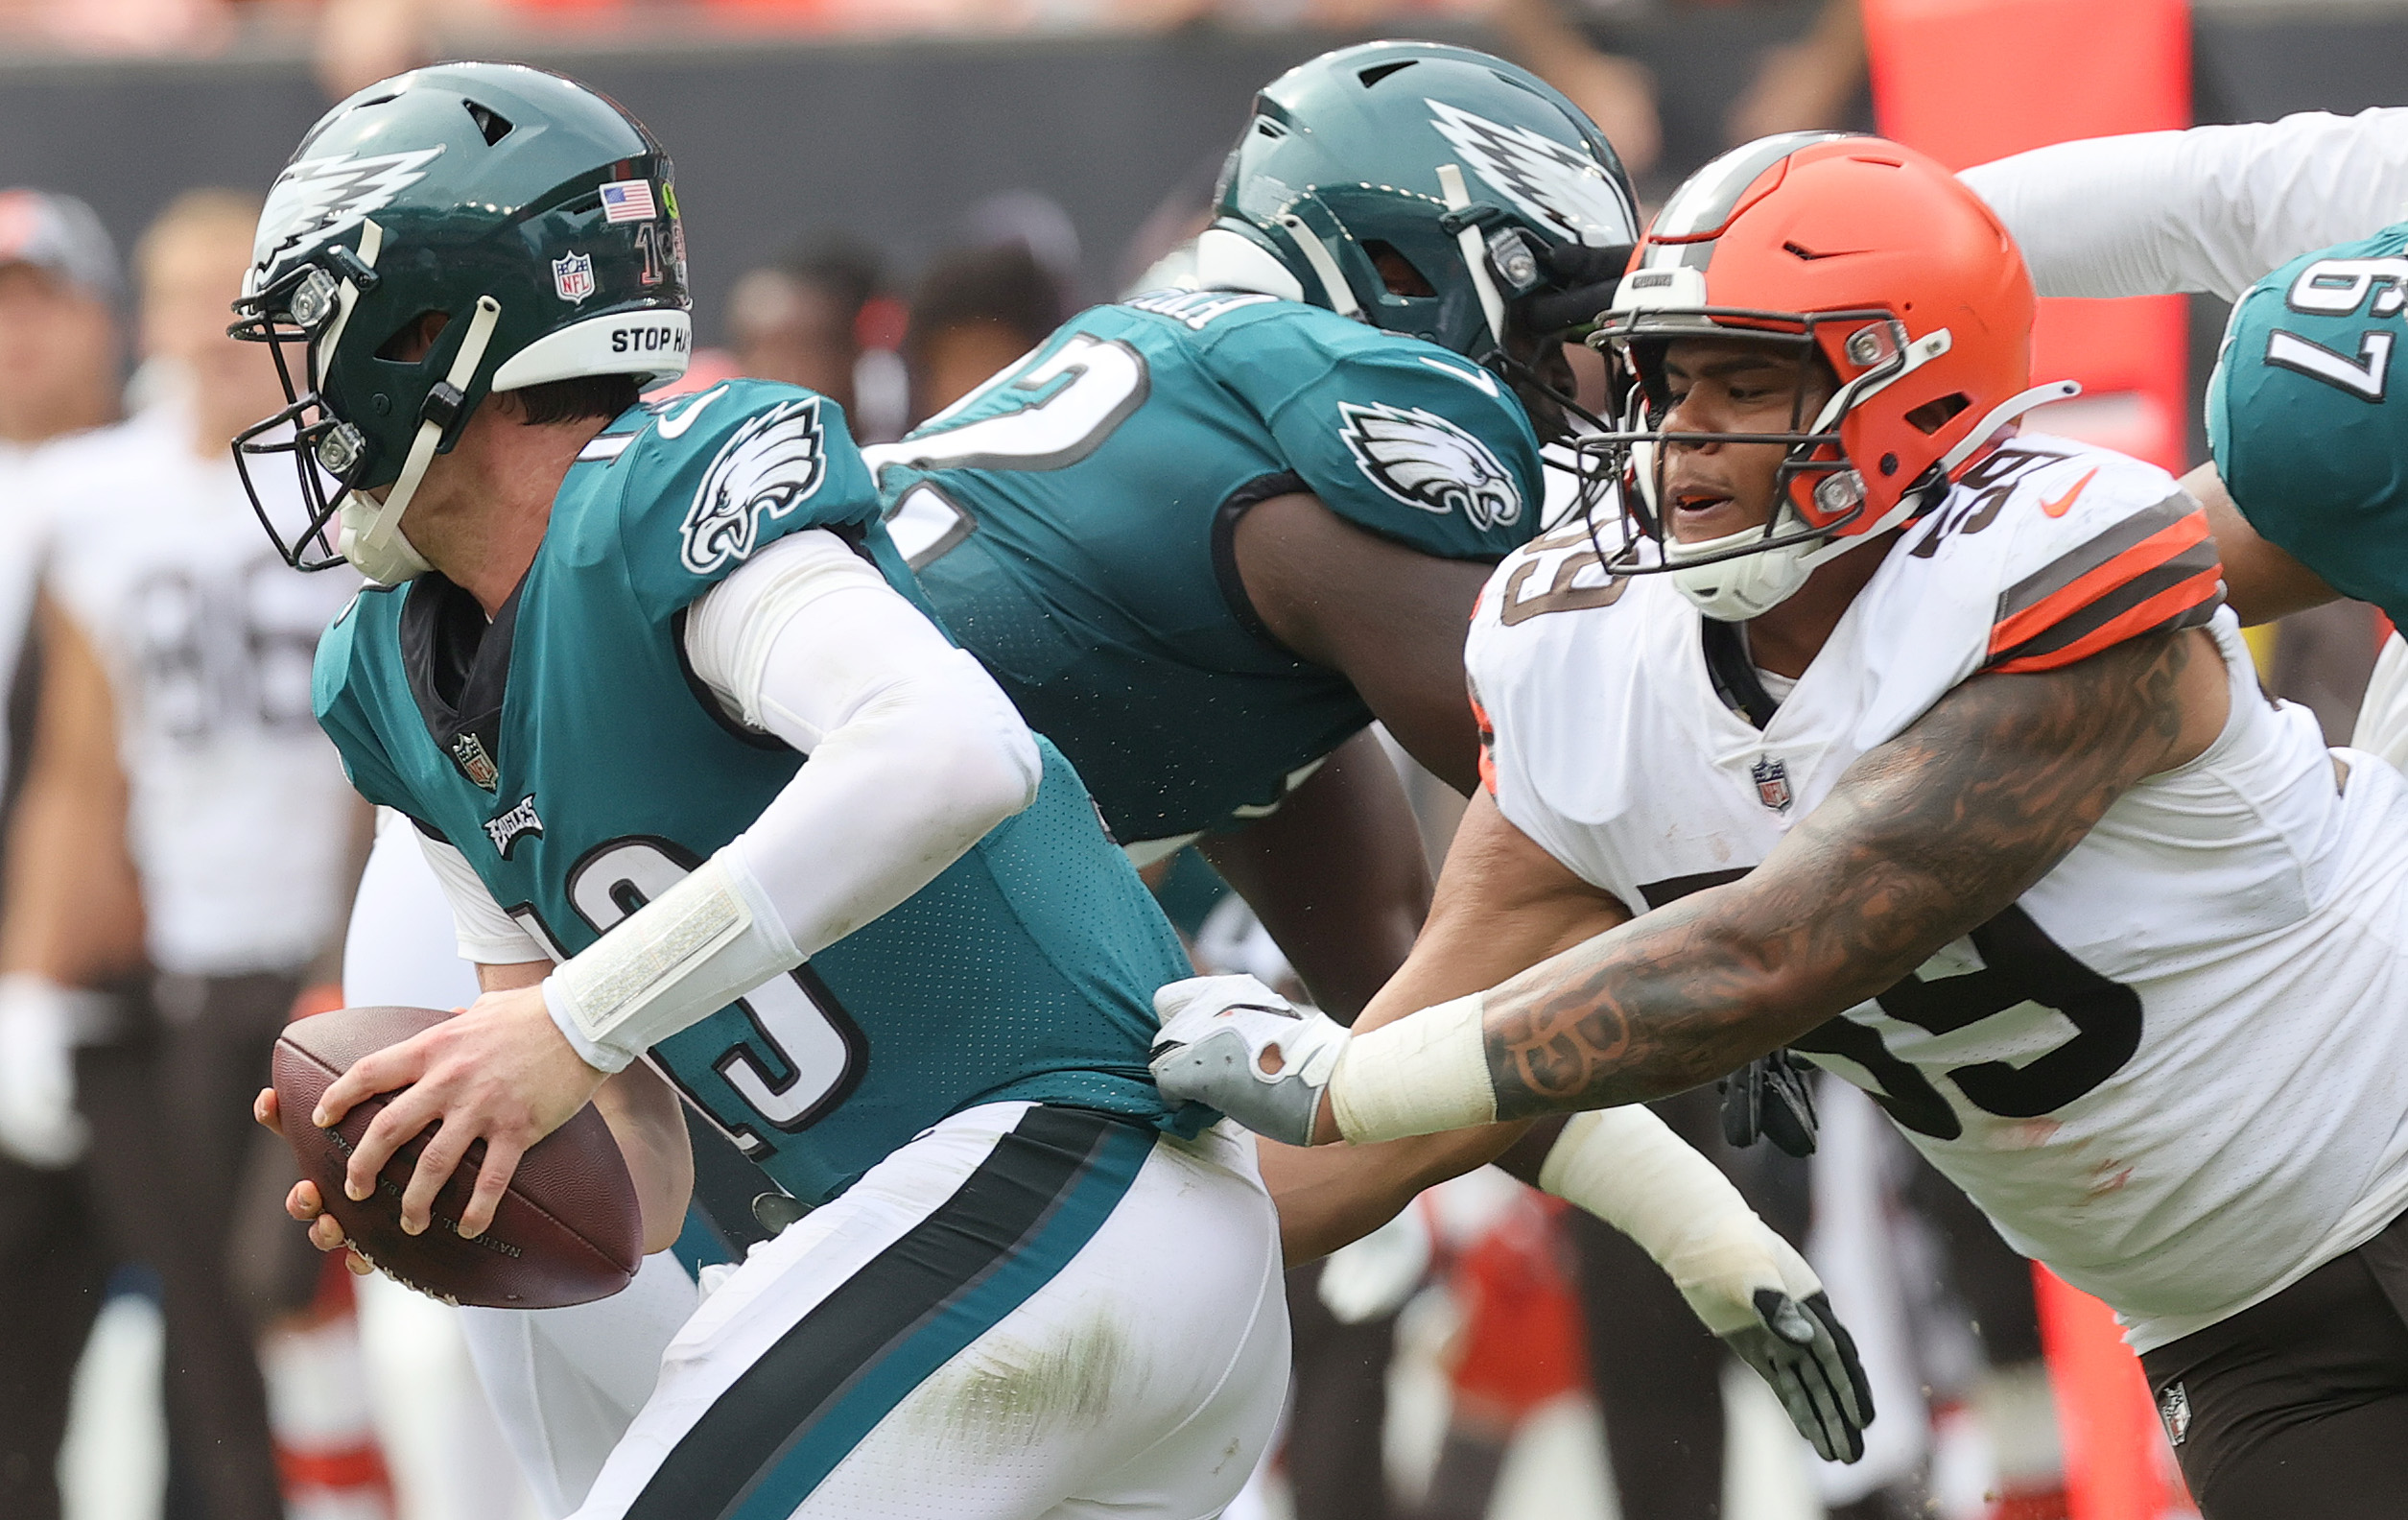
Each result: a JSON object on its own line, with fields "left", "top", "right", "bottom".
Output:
{"left": 1148, "top": 974, "right": 1348, "bottom": 1147}
{"left": 0, "top": 976, "right": 94, "bottom": 1169}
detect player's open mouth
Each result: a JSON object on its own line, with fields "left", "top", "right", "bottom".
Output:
{"left": 1668, "top": 488, "right": 1747, "bottom": 540}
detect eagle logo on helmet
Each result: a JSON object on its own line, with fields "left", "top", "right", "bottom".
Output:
{"left": 249, "top": 147, "right": 444, "bottom": 286}
{"left": 680, "top": 398, "right": 828, "bottom": 574}
{"left": 1426, "top": 100, "right": 1635, "bottom": 249}
{"left": 1339, "top": 402, "right": 1523, "bottom": 532}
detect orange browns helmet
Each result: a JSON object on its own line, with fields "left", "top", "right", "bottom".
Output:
{"left": 1582, "top": 132, "right": 2075, "bottom": 620}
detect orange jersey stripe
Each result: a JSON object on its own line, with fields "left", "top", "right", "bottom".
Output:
{"left": 1988, "top": 511, "right": 2212, "bottom": 659}
{"left": 1988, "top": 566, "right": 2224, "bottom": 674}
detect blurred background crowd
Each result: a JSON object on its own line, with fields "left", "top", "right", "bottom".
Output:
{"left": 0, "top": 2, "right": 2403, "bottom": 1519}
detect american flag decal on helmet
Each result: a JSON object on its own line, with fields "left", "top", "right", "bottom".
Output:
{"left": 601, "top": 179, "right": 657, "bottom": 224}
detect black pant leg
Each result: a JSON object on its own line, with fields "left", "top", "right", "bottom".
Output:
{"left": 2139, "top": 1218, "right": 2408, "bottom": 1520}
{"left": 78, "top": 1033, "right": 285, "bottom": 1520}
{"left": 1284, "top": 1258, "right": 1397, "bottom": 1520}
{"left": 0, "top": 1156, "right": 106, "bottom": 1520}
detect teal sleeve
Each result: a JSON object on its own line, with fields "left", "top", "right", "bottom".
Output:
{"left": 1226, "top": 328, "right": 1545, "bottom": 560}
{"left": 615, "top": 379, "right": 886, "bottom": 622}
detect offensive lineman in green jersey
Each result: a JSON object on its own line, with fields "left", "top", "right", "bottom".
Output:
{"left": 875, "top": 43, "right": 1626, "bottom": 1018}
{"left": 236, "top": 65, "right": 1291, "bottom": 1519}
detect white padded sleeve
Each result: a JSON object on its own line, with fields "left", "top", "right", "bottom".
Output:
{"left": 1961, "top": 108, "right": 2408, "bottom": 301}
{"left": 683, "top": 528, "right": 1043, "bottom": 960}
{"left": 414, "top": 825, "right": 549, "bottom": 965}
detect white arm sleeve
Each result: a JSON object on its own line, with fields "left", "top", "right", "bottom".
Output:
{"left": 414, "top": 826, "right": 549, "bottom": 965}
{"left": 1961, "top": 107, "right": 2408, "bottom": 301}
{"left": 683, "top": 528, "right": 1044, "bottom": 951}
{"left": 540, "top": 529, "right": 1043, "bottom": 1072}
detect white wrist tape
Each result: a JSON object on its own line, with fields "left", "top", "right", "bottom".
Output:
{"left": 546, "top": 848, "right": 803, "bottom": 1074}
{"left": 1327, "top": 992, "right": 1499, "bottom": 1144}
{"left": 1539, "top": 1107, "right": 1806, "bottom": 1337}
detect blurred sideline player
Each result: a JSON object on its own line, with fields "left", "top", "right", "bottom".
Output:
{"left": 873, "top": 39, "right": 1867, "bottom": 1515}
{"left": 242, "top": 63, "right": 1289, "bottom": 1520}
{"left": 1961, "top": 109, "right": 2408, "bottom": 759}
{"left": 1155, "top": 133, "right": 2408, "bottom": 1520}
{"left": 0, "top": 186, "right": 145, "bottom": 1520}
{"left": 900, "top": 240, "right": 1067, "bottom": 424}
{"left": 20, "top": 188, "right": 392, "bottom": 1520}
{"left": 724, "top": 237, "right": 902, "bottom": 441}
{"left": 324, "top": 45, "right": 1870, "bottom": 1517}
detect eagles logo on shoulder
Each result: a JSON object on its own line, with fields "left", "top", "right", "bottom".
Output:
{"left": 680, "top": 398, "right": 827, "bottom": 575}
{"left": 1339, "top": 401, "right": 1522, "bottom": 531}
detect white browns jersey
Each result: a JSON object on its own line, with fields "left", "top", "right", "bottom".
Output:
{"left": 1469, "top": 434, "right": 2408, "bottom": 1351}
{"left": 37, "top": 407, "right": 362, "bottom": 977}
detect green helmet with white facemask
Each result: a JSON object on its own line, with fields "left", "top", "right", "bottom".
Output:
{"left": 231, "top": 62, "right": 692, "bottom": 583}
{"left": 1204, "top": 40, "right": 1638, "bottom": 374}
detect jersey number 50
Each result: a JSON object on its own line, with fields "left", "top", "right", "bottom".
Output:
{"left": 508, "top": 837, "right": 866, "bottom": 1160}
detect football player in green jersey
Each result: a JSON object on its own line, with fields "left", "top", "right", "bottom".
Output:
{"left": 874, "top": 42, "right": 1632, "bottom": 1020}
{"left": 236, "top": 64, "right": 1292, "bottom": 1519}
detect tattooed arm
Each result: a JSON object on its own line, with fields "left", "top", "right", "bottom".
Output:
{"left": 1465, "top": 627, "right": 2229, "bottom": 1124}
{"left": 1260, "top": 787, "right": 1627, "bottom": 1260}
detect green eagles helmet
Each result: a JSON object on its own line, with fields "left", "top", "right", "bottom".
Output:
{"left": 230, "top": 62, "right": 691, "bottom": 582}
{"left": 1203, "top": 40, "right": 1639, "bottom": 368}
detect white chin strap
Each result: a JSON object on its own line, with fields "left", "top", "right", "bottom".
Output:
{"left": 1667, "top": 378, "right": 2082, "bottom": 623}
{"left": 339, "top": 294, "right": 503, "bottom": 585}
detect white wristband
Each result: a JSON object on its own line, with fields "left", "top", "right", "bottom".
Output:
{"left": 1538, "top": 1107, "right": 1807, "bottom": 1336}
{"left": 1327, "top": 992, "right": 1499, "bottom": 1144}
{"left": 547, "top": 847, "right": 803, "bottom": 1073}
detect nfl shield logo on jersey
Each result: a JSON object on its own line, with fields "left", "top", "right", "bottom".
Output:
{"left": 552, "top": 250, "right": 595, "bottom": 304}
{"left": 2157, "top": 1381, "right": 2190, "bottom": 1446}
{"left": 1752, "top": 756, "right": 1792, "bottom": 813}
{"left": 451, "top": 731, "right": 500, "bottom": 791}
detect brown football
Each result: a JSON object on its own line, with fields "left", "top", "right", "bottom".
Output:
{"left": 272, "top": 1005, "right": 642, "bottom": 1308}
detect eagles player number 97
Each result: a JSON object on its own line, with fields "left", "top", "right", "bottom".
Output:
{"left": 505, "top": 838, "right": 865, "bottom": 1158}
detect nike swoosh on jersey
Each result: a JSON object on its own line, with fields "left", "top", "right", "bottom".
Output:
{"left": 2040, "top": 467, "right": 2100, "bottom": 518}
{"left": 655, "top": 383, "right": 730, "bottom": 439}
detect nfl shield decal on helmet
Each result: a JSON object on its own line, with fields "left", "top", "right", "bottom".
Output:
{"left": 1752, "top": 756, "right": 1792, "bottom": 812}
{"left": 2157, "top": 1381, "right": 2190, "bottom": 1446}
{"left": 553, "top": 250, "right": 596, "bottom": 304}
